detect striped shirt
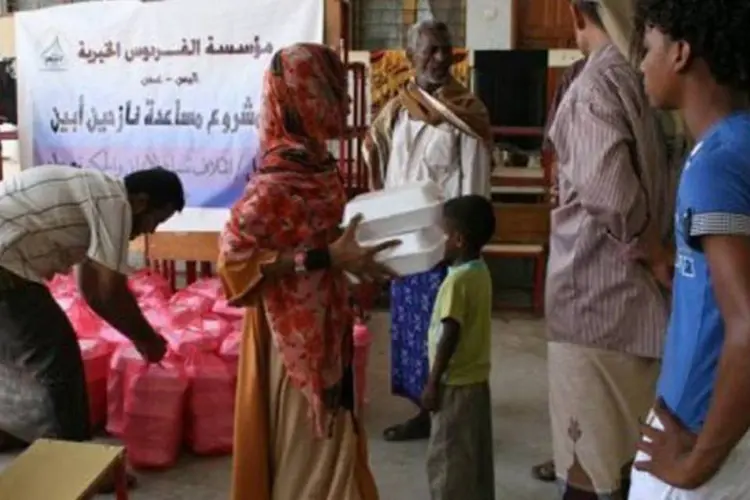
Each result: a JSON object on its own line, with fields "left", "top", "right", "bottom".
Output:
{"left": 0, "top": 165, "right": 132, "bottom": 283}
{"left": 546, "top": 44, "right": 672, "bottom": 358}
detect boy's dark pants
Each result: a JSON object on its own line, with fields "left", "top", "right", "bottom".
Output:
{"left": 426, "top": 381, "right": 495, "bottom": 500}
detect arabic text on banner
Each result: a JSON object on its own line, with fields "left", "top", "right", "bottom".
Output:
{"left": 13, "top": 0, "right": 323, "bottom": 208}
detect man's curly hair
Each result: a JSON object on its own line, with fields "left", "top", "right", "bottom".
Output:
{"left": 633, "top": 0, "right": 750, "bottom": 92}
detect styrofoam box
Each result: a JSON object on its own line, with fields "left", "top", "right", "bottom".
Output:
{"left": 342, "top": 181, "right": 444, "bottom": 241}
{"left": 361, "top": 226, "right": 447, "bottom": 277}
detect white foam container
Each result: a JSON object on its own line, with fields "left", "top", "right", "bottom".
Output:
{"left": 362, "top": 226, "right": 447, "bottom": 277}
{"left": 342, "top": 181, "right": 444, "bottom": 241}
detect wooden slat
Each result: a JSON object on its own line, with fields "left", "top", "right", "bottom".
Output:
{"left": 402, "top": 0, "right": 418, "bottom": 26}
{"left": 131, "top": 232, "right": 220, "bottom": 263}
{"left": 493, "top": 203, "right": 550, "bottom": 245}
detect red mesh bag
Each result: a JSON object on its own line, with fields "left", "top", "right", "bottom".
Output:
{"left": 184, "top": 351, "right": 235, "bottom": 456}
{"left": 123, "top": 357, "right": 188, "bottom": 469}
{"left": 78, "top": 339, "right": 113, "bottom": 428}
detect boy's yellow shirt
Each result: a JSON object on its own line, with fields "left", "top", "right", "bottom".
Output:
{"left": 428, "top": 259, "right": 492, "bottom": 385}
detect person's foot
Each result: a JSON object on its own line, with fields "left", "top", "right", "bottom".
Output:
{"left": 531, "top": 460, "right": 556, "bottom": 482}
{"left": 96, "top": 468, "right": 138, "bottom": 494}
{"left": 383, "top": 411, "right": 431, "bottom": 442}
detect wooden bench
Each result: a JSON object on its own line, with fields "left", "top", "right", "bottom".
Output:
{"left": 0, "top": 439, "right": 128, "bottom": 499}
{"left": 131, "top": 231, "right": 220, "bottom": 289}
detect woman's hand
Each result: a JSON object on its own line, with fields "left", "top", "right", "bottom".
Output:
{"left": 329, "top": 214, "right": 400, "bottom": 282}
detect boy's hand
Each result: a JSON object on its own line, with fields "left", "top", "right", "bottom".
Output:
{"left": 421, "top": 382, "right": 440, "bottom": 412}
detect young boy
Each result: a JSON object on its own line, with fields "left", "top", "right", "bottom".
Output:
{"left": 629, "top": 0, "right": 750, "bottom": 497}
{"left": 422, "top": 194, "right": 496, "bottom": 500}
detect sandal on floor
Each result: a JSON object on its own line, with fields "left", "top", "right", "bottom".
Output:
{"left": 531, "top": 460, "right": 556, "bottom": 482}
{"left": 382, "top": 417, "right": 430, "bottom": 442}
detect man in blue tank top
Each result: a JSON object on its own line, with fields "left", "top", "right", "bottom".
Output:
{"left": 629, "top": 0, "right": 750, "bottom": 498}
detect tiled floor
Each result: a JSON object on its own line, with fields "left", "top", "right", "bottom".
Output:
{"left": 0, "top": 312, "right": 556, "bottom": 499}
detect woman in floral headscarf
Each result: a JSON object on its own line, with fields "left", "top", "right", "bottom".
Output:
{"left": 218, "top": 43, "right": 396, "bottom": 500}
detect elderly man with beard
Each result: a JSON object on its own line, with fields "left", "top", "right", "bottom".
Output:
{"left": 364, "top": 19, "right": 492, "bottom": 442}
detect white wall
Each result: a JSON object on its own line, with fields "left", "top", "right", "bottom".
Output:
{"left": 466, "top": 0, "right": 513, "bottom": 50}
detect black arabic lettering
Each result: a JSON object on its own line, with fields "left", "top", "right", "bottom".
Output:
{"left": 50, "top": 95, "right": 85, "bottom": 134}
{"left": 124, "top": 45, "right": 160, "bottom": 63}
{"left": 204, "top": 36, "right": 274, "bottom": 57}
{"left": 206, "top": 109, "right": 220, "bottom": 134}
{"left": 78, "top": 41, "right": 121, "bottom": 64}
{"left": 143, "top": 99, "right": 155, "bottom": 125}
{"left": 50, "top": 96, "right": 257, "bottom": 134}
{"left": 77, "top": 36, "right": 273, "bottom": 65}
{"left": 158, "top": 38, "right": 202, "bottom": 58}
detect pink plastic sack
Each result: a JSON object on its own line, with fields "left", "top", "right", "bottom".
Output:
{"left": 106, "top": 346, "right": 143, "bottom": 437}
{"left": 162, "top": 313, "right": 234, "bottom": 356}
{"left": 48, "top": 272, "right": 77, "bottom": 298}
{"left": 79, "top": 339, "right": 112, "bottom": 428}
{"left": 143, "top": 305, "right": 175, "bottom": 332}
{"left": 184, "top": 352, "right": 235, "bottom": 455}
{"left": 218, "top": 330, "right": 242, "bottom": 374}
{"left": 66, "top": 298, "right": 104, "bottom": 339}
{"left": 353, "top": 321, "right": 373, "bottom": 411}
{"left": 101, "top": 303, "right": 174, "bottom": 347}
{"left": 54, "top": 294, "right": 78, "bottom": 316}
{"left": 168, "top": 289, "right": 216, "bottom": 325}
{"left": 99, "top": 324, "right": 132, "bottom": 347}
{"left": 128, "top": 270, "right": 173, "bottom": 302}
{"left": 137, "top": 293, "right": 169, "bottom": 311}
{"left": 182, "top": 278, "right": 223, "bottom": 299}
{"left": 211, "top": 297, "right": 244, "bottom": 321}
{"left": 123, "top": 357, "right": 188, "bottom": 469}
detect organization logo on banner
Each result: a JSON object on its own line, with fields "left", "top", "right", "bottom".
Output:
{"left": 39, "top": 35, "right": 69, "bottom": 72}
{"left": 16, "top": 0, "right": 323, "bottom": 208}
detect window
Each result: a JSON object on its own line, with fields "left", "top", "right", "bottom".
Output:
{"left": 353, "top": 0, "right": 466, "bottom": 50}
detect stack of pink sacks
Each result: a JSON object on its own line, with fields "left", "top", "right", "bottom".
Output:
{"left": 48, "top": 271, "right": 243, "bottom": 469}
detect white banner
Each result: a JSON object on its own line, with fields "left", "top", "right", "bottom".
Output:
{"left": 14, "top": 0, "right": 323, "bottom": 209}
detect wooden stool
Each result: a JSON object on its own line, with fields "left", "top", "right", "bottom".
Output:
{"left": 483, "top": 243, "right": 547, "bottom": 316}
{"left": 0, "top": 439, "right": 128, "bottom": 499}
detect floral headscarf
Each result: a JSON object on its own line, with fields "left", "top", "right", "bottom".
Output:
{"left": 258, "top": 43, "right": 348, "bottom": 164}
{"left": 220, "top": 44, "right": 352, "bottom": 436}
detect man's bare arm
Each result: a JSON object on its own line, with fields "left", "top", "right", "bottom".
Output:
{"left": 427, "top": 318, "right": 461, "bottom": 388}
{"left": 76, "top": 259, "right": 162, "bottom": 347}
{"left": 685, "top": 235, "right": 750, "bottom": 483}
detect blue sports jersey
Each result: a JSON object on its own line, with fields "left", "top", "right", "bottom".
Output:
{"left": 658, "top": 112, "right": 750, "bottom": 432}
